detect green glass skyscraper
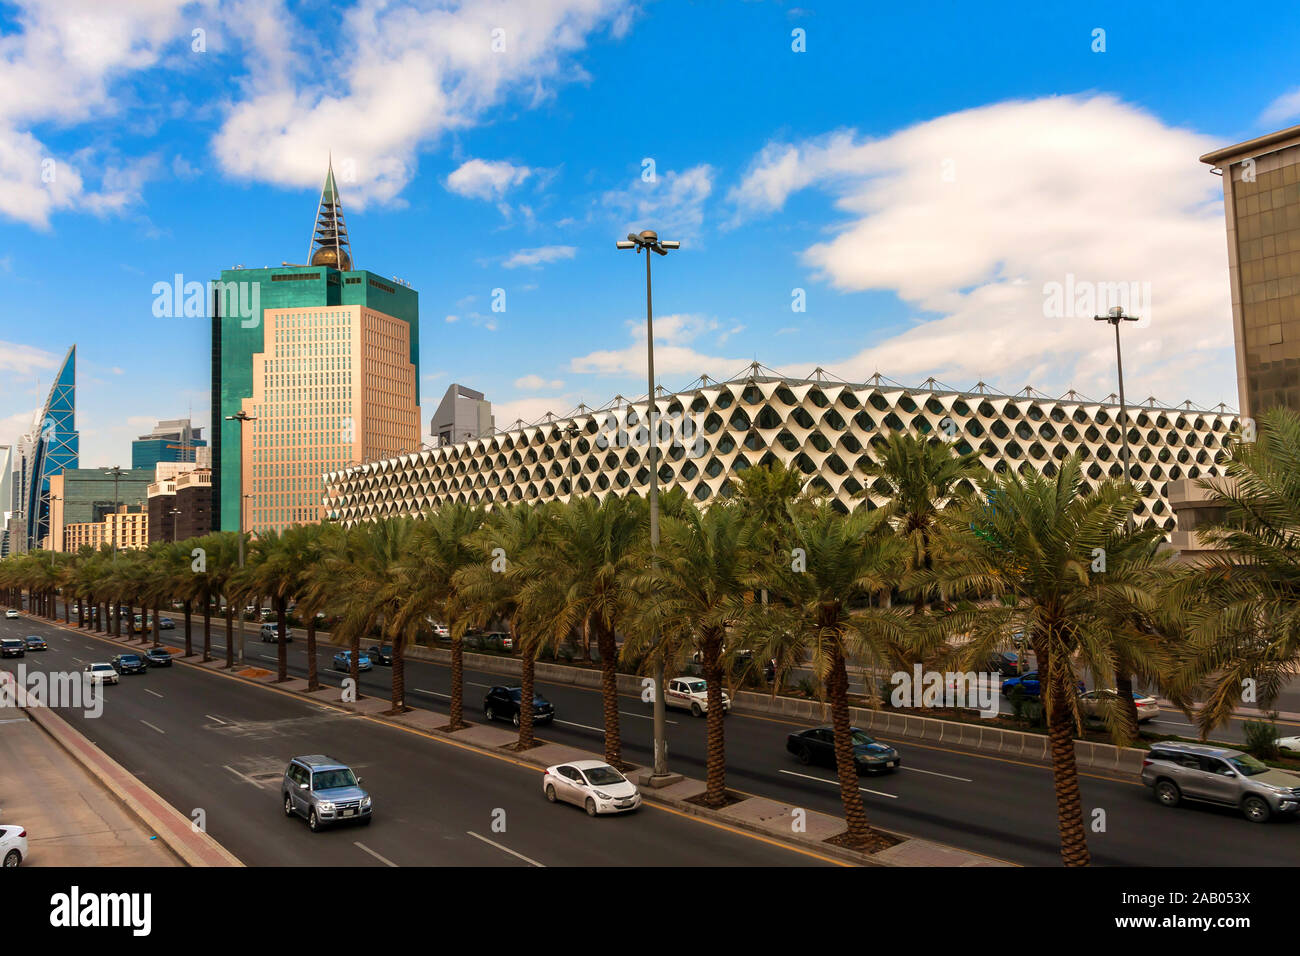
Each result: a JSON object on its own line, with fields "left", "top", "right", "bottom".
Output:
{"left": 210, "top": 160, "right": 420, "bottom": 532}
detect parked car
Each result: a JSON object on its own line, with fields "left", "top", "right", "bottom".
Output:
{"left": 260, "top": 623, "right": 293, "bottom": 642}
{"left": 111, "top": 653, "right": 147, "bottom": 675}
{"left": 366, "top": 644, "right": 394, "bottom": 665}
{"left": 84, "top": 663, "right": 119, "bottom": 685}
{"left": 1, "top": 638, "right": 25, "bottom": 658}
{"left": 158, "top": 617, "right": 175, "bottom": 630}
{"left": 1279, "top": 736, "right": 1300, "bottom": 754}
{"left": 986, "top": 651, "right": 1020, "bottom": 676}
{"left": 0, "top": 824, "right": 28, "bottom": 867}
{"left": 483, "top": 685, "right": 555, "bottom": 726}
{"left": 1078, "top": 689, "right": 1160, "bottom": 723}
{"left": 332, "top": 650, "right": 371, "bottom": 672}
{"left": 786, "top": 726, "right": 901, "bottom": 774}
{"left": 281, "top": 755, "right": 372, "bottom": 831}
{"left": 144, "top": 647, "right": 173, "bottom": 667}
{"left": 4, "top": 609, "right": 19, "bottom": 619}
{"left": 542, "top": 761, "right": 641, "bottom": 816}
{"left": 664, "top": 676, "right": 730, "bottom": 717}
{"left": 22, "top": 635, "right": 47, "bottom": 651}
{"left": 1142, "top": 742, "right": 1300, "bottom": 822}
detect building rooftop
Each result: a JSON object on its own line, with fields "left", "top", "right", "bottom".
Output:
{"left": 1200, "top": 124, "right": 1300, "bottom": 167}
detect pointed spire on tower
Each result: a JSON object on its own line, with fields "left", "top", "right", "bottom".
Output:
{"left": 308, "top": 154, "right": 353, "bottom": 270}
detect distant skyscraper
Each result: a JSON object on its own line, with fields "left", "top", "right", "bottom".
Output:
{"left": 431, "top": 384, "right": 494, "bottom": 445}
{"left": 131, "top": 417, "right": 206, "bottom": 470}
{"left": 1202, "top": 125, "right": 1300, "bottom": 417}
{"left": 20, "top": 345, "right": 78, "bottom": 551}
{"left": 0, "top": 444, "right": 11, "bottom": 557}
{"left": 211, "top": 159, "right": 421, "bottom": 532}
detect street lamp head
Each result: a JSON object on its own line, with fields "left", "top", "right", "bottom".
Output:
{"left": 616, "top": 240, "right": 635, "bottom": 249}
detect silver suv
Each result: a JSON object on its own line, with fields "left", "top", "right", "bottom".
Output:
{"left": 1141, "top": 742, "right": 1300, "bottom": 823}
{"left": 282, "top": 755, "right": 373, "bottom": 832}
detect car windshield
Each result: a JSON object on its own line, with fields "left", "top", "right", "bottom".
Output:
{"left": 850, "top": 730, "right": 878, "bottom": 746}
{"left": 683, "top": 680, "right": 706, "bottom": 693}
{"left": 120, "top": 656, "right": 140, "bottom": 663}
{"left": 313, "top": 769, "right": 357, "bottom": 790}
{"left": 582, "top": 766, "right": 625, "bottom": 786}
{"left": 1226, "top": 754, "right": 1270, "bottom": 776}
{"left": 92, "top": 664, "right": 112, "bottom": 671}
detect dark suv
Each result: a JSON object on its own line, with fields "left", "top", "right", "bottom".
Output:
{"left": 1142, "top": 742, "right": 1300, "bottom": 823}
{"left": 483, "top": 686, "right": 554, "bottom": 726}
{"left": 282, "top": 755, "right": 373, "bottom": 832}
{"left": 0, "top": 638, "right": 24, "bottom": 658}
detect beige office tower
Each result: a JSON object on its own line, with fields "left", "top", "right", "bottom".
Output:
{"left": 1202, "top": 125, "right": 1300, "bottom": 417}
{"left": 241, "top": 303, "right": 420, "bottom": 532}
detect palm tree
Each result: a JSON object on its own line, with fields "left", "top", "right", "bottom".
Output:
{"left": 243, "top": 529, "right": 298, "bottom": 682}
{"left": 454, "top": 503, "right": 551, "bottom": 749}
{"left": 521, "top": 495, "right": 646, "bottom": 768}
{"left": 1165, "top": 407, "right": 1300, "bottom": 733}
{"left": 400, "top": 503, "right": 486, "bottom": 729}
{"left": 629, "top": 499, "right": 754, "bottom": 806}
{"left": 934, "top": 455, "right": 1163, "bottom": 867}
{"left": 284, "top": 523, "right": 340, "bottom": 692}
{"left": 752, "top": 501, "right": 910, "bottom": 850}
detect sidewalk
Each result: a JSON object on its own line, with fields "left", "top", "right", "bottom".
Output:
{"left": 0, "top": 709, "right": 180, "bottom": 867}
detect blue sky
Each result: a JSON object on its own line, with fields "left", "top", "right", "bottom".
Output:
{"left": 2, "top": 0, "right": 1298, "bottom": 468}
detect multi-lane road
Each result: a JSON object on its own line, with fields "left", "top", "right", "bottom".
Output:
{"left": 5, "top": 607, "right": 1300, "bottom": 866}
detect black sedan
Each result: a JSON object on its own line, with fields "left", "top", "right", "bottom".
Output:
{"left": 786, "top": 726, "right": 901, "bottom": 774}
{"left": 483, "top": 686, "right": 555, "bottom": 727}
{"left": 0, "top": 638, "right": 24, "bottom": 658}
{"left": 23, "top": 635, "right": 47, "bottom": 651}
{"left": 111, "top": 653, "right": 147, "bottom": 675}
{"left": 144, "top": 647, "right": 173, "bottom": 667}
{"left": 366, "top": 644, "right": 394, "bottom": 666}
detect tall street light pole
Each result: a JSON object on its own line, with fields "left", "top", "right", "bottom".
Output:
{"left": 1093, "top": 306, "right": 1140, "bottom": 486}
{"left": 226, "top": 410, "right": 257, "bottom": 667}
{"left": 103, "top": 466, "right": 124, "bottom": 635}
{"left": 617, "top": 229, "right": 680, "bottom": 785}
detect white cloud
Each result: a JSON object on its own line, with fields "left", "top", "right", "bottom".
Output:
{"left": 445, "top": 314, "right": 460, "bottom": 323}
{"left": 569, "top": 313, "right": 748, "bottom": 378}
{"left": 730, "top": 95, "right": 1237, "bottom": 407}
{"left": 446, "top": 158, "right": 532, "bottom": 200}
{"left": 0, "top": 0, "right": 185, "bottom": 226}
{"left": 213, "top": 0, "right": 628, "bottom": 207}
{"left": 503, "top": 244, "right": 576, "bottom": 268}
{"left": 1261, "top": 88, "right": 1300, "bottom": 126}
{"left": 602, "top": 164, "right": 714, "bottom": 241}
{"left": 514, "top": 374, "right": 565, "bottom": 390}
{"left": 492, "top": 393, "right": 583, "bottom": 428}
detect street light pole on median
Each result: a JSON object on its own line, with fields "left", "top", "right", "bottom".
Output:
{"left": 1093, "top": 307, "right": 1140, "bottom": 489}
{"left": 617, "top": 229, "right": 681, "bottom": 784}
{"left": 225, "top": 410, "right": 258, "bottom": 668}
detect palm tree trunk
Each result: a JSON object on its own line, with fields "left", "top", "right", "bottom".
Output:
{"left": 448, "top": 626, "right": 466, "bottom": 730}
{"left": 1048, "top": 670, "right": 1091, "bottom": 867}
{"left": 828, "top": 640, "right": 873, "bottom": 847}
{"left": 349, "top": 631, "right": 362, "bottom": 697}
{"left": 390, "top": 635, "right": 406, "bottom": 714}
{"left": 152, "top": 601, "right": 161, "bottom": 645}
{"left": 595, "top": 621, "right": 623, "bottom": 768}
{"left": 1114, "top": 667, "right": 1139, "bottom": 745}
{"left": 183, "top": 600, "right": 193, "bottom": 657}
{"left": 202, "top": 602, "right": 212, "bottom": 662}
{"left": 224, "top": 602, "right": 234, "bottom": 668}
{"left": 702, "top": 631, "right": 728, "bottom": 807}
{"left": 517, "top": 623, "right": 536, "bottom": 750}
{"left": 63, "top": 594, "right": 70, "bottom": 624}
{"left": 276, "top": 597, "right": 288, "bottom": 682}
{"left": 306, "top": 618, "right": 319, "bottom": 691}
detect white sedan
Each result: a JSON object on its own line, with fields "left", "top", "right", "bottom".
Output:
{"left": 542, "top": 761, "right": 642, "bottom": 816}
{"left": 1279, "top": 736, "right": 1300, "bottom": 754}
{"left": 4, "top": 609, "right": 18, "bottom": 619}
{"left": 1078, "top": 689, "right": 1160, "bottom": 722}
{"left": 84, "top": 663, "right": 120, "bottom": 685}
{"left": 1, "top": 824, "right": 28, "bottom": 867}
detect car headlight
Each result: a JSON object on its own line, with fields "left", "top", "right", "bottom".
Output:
{"left": 318, "top": 802, "right": 335, "bottom": 812}
{"left": 361, "top": 796, "right": 372, "bottom": 808}
{"left": 594, "top": 791, "right": 612, "bottom": 800}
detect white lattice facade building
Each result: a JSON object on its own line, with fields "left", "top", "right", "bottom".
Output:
{"left": 322, "top": 372, "right": 1240, "bottom": 535}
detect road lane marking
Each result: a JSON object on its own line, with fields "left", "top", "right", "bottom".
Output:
{"left": 145, "top": 689, "right": 164, "bottom": 699}
{"left": 778, "top": 769, "right": 899, "bottom": 799}
{"left": 414, "top": 689, "right": 448, "bottom": 698}
{"left": 900, "top": 766, "right": 972, "bottom": 782}
{"left": 620, "top": 710, "right": 678, "bottom": 725}
{"left": 555, "top": 718, "right": 606, "bottom": 733}
{"left": 205, "top": 714, "right": 227, "bottom": 724}
{"left": 140, "top": 720, "right": 166, "bottom": 735}
{"left": 223, "top": 765, "right": 268, "bottom": 788}
{"left": 354, "top": 842, "right": 398, "bottom": 867}
{"left": 466, "top": 831, "right": 544, "bottom": 867}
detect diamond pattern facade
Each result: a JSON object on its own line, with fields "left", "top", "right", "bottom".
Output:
{"left": 322, "top": 374, "right": 1240, "bottom": 535}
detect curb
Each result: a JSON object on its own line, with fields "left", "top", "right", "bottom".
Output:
{"left": 10, "top": 676, "right": 243, "bottom": 867}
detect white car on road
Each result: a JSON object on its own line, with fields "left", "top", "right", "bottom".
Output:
{"left": 1, "top": 824, "right": 28, "bottom": 866}
{"left": 665, "top": 676, "right": 730, "bottom": 717}
{"left": 1279, "top": 736, "right": 1300, "bottom": 754}
{"left": 542, "top": 761, "right": 641, "bottom": 816}
{"left": 4, "top": 609, "right": 18, "bottom": 619}
{"left": 84, "top": 663, "right": 120, "bottom": 685}
{"left": 1078, "top": 689, "right": 1160, "bottom": 723}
